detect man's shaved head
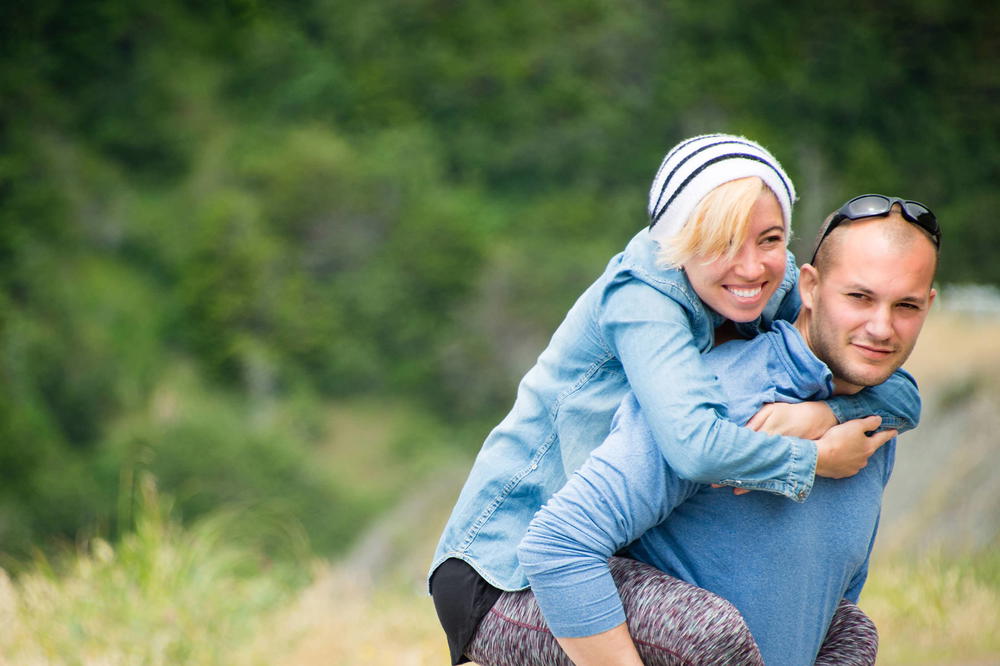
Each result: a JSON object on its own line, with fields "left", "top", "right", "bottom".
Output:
{"left": 811, "top": 206, "right": 940, "bottom": 276}
{"left": 797, "top": 209, "right": 938, "bottom": 394}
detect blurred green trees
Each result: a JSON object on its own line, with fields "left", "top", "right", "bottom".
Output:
{"left": 1, "top": 0, "right": 997, "bottom": 559}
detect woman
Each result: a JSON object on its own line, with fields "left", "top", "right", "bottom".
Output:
{"left": 429, "top": 135, "right": 919, "bottom": 664}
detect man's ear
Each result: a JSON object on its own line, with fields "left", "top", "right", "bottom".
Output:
{"left": 798, "top": 263, "right": 820, "bottom": 311}
{"left": 928, "top": 287, "right": 937, "bottom": 308}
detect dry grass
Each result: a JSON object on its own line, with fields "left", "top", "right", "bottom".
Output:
{"left": 264, "top": 552, "right": 1000, "bottom": 666}
{"left": 272, "top": 573, "right": 449, "bottom": 666}
{"left": 863, "top": 551, "right": 1000, "bottom": 665}
{"left": 902, "top": 308, "right": 1000, "bottom": 389}
{"left": 2, "top": 310, "right": 997, "bottom": 665}
{"left": 0, "top": 477, "right": 304, "bottom": 666}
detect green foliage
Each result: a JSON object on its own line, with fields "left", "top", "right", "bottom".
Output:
{"left": 0, "top": 0, "right": 998, "bottom": 561}
{"left": 93, "top": 367, "right": 462, "bottom": 558}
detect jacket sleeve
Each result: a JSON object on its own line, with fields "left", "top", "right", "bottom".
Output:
{"left": 826, "top": 369, "right": 921, "bottom": 433}
{"left": 517, "top": 396, "right": 700, "bottom": 637}
{"left": 600, "top": 279, "right": 816, "bottom": 501}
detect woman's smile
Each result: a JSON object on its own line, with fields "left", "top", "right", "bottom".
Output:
{"left": 684, "top": 190, "right": 787, "bottom": 323}
{"left": 725, "top": 284, "right": 765, "bottom": 300}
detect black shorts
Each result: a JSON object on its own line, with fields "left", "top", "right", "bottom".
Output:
{"left": 429, "top": 558, "right": 503, "bottom": 665}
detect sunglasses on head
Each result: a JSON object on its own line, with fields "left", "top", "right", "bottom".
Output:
{"left": 810, "top": 194, "right": 941, "bottom": 264}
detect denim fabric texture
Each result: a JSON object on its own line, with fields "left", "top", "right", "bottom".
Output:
{"left": 518, "top": 320, "right": 897, "bottom": 665}
{"left": 431, "top": 230, "right": 920, "bottom": 592}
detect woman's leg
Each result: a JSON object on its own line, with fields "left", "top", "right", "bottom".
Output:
{"left": 465, "top": 556, "right": 762, "bottom": 666}
{"left": 611, "top": 556, "right": 763, "bottom": 665}
{"left": 464, "top": 585, "right": 572, "bottom": 666}
{"left": 813, "top": 598, "right": 878, "bottom": 666}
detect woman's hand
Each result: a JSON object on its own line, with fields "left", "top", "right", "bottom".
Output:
{"left": 746, "top": 401, "right": 838, "bottom": 439}
{"left": 814, "top": 416, "right": 897, "bottom": 479}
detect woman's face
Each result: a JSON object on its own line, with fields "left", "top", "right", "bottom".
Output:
{"left": 683, "top": 190, "right": 787, "bottom": 323}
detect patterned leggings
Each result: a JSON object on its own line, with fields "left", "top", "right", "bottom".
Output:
{"left": 466, "top": 557, "right": 877, "bottom": 666}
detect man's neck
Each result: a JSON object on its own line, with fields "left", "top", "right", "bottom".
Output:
{"left": 793, "top": 312, "right": 863, "bottom": 396}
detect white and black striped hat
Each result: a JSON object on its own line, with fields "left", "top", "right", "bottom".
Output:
{"left": 647, "top": 134, "right": 797, "bottom": 243}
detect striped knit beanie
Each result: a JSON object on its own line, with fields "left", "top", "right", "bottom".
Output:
{"left": 647, "top": 134, "right": 797, "bottom": 244}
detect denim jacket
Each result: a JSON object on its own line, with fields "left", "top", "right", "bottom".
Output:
{"left": 431, "top": 229, "right": 920, "bottom": 591}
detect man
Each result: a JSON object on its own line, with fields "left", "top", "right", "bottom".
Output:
{"left": 514, "top": 196, "right": 940, "bottom": 666}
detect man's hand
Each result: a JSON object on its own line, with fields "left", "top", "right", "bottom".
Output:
{"left": 815, "top": 415, "right": 896, "bottom": 479}
{"left": 717, "top": 404, "right": 881, "bottom": 495}
{"left": 746, "top": 401, "right": 838, "bottom": 440}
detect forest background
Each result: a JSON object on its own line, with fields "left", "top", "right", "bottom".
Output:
{"left": 1, "top": 1, "right": 999, "bottom": 663}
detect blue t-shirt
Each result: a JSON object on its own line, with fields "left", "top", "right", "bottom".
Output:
{"left": 519, "top": 320, "right": 897, "bottom": 666}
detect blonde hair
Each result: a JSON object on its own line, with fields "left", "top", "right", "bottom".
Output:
{"left": 657, "top": 177, "right": 776, "bottom": 268}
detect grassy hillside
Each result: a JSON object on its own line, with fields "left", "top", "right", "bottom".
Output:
{"left": 879, "top": 302, "right": 1000, "bottom": 556}
{"left": 2, "top": 308, "right": 998, "bottom": 665}
{"left": 279, "top": 306, "right": 1000, "bottom": 665}
{"left": 3, "top": 4, "right": 999, "bottom": 662}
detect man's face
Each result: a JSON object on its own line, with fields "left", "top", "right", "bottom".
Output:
{"left": 800, "top": 218, "right": 937, "bottom": 393}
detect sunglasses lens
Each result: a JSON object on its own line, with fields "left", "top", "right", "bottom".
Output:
{"left": 904, "top": 202, "right": 932, "bottom": 222}
{"left": 845, "top": 195, "right": 890, "bottom": 219}
{"left": 903, "top": 202, "right": 940, "bottom": 244}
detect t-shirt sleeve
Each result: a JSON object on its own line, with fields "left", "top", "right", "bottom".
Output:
{"left": 518, "top": 395, "right": 700, "bottom": 637}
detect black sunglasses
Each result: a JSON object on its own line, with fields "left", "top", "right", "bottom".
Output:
{"left": 810, "top": 194, "right": 941, "bottom": 264}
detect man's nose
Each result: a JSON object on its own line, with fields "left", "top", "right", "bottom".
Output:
{"left": 865, "top": 307, "right": 894, "bottom": 341}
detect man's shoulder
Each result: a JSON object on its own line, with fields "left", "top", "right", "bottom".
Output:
{"left": 702, "top": 320, "right": 833, "bottom": 417}
{"left": 703, "top": 322, "right": 792, "bottom": 375}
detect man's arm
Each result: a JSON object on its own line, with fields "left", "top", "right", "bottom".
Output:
{"left": 517, "top": 395, "right": 700, "bottom": 644}
{"left": 826, "top": 369, "right": 921, "bottom": 434}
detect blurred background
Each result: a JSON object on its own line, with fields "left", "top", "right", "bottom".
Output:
{"left": 1, "top": 1, "right": 998, "bottom": 663}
